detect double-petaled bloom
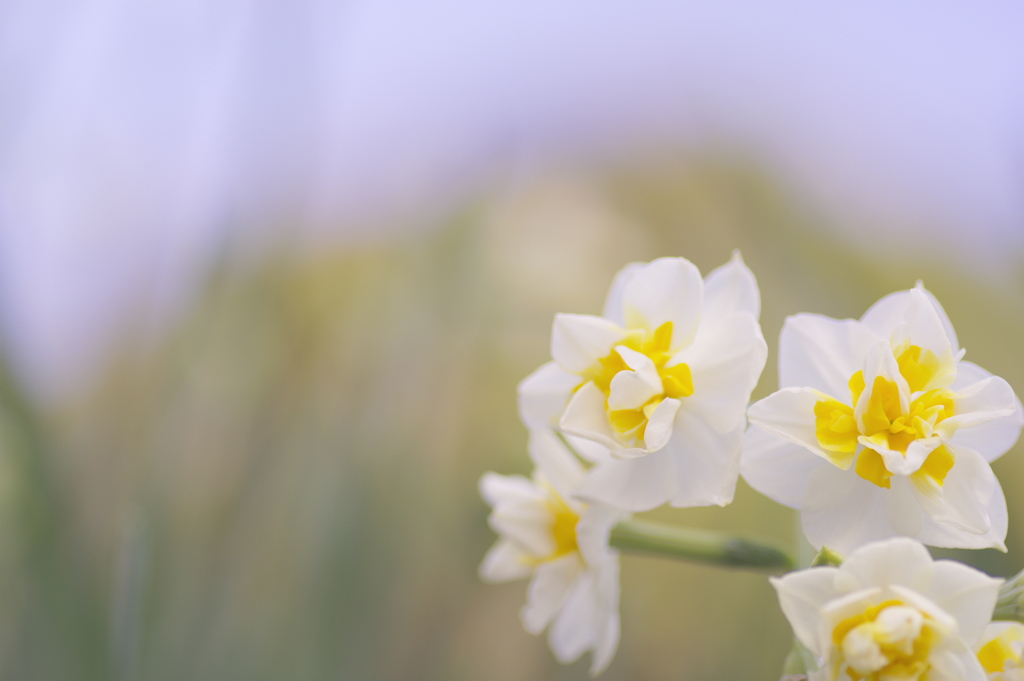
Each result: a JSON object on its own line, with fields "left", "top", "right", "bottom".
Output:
{"left": 479, "top": 430, "right": 624, "bottom": 675}
{"left": 518, "top": 254, "right": 767, "bottom": 511}
{"left": 773, "top": 537, "right": 1003, "bottom": 681}
{"left": 743, "top": 284, "right": 1022, "bottom": 553}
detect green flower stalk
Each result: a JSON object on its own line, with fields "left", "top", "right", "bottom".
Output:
{"left": 608, "top": 518, "right": 793, "bottom": 571}
{"left": 994, "top": 567, "right": 1024, "bottom": 623}
{"left": 809, "top": 546, "right": 843, "bottom": 567}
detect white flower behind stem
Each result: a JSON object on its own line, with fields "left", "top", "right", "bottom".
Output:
{"left": 479, "top": 430, "right": 624, "bottom": 675}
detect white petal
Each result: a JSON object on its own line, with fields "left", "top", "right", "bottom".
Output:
{"left": 481, "top": 476, "right": 556, "bottom": 557}
{"left": 561, "top": 381, "right": 622, "bottom": 452}
{"left": 928, "top": 638, "right": 989, "bottom": 681}
{"left": 886, "top": 287, "right": 954, "bottom": 369}
{"left": 489, "top": 503, "right": 556, "bottom": 558}
{"left": 607, "top": 346, "right": 662, "bottom": 410}
{"left": 480, "top": 472, "right": 546, "bottom": 508}
{"left": 547, "top": 570, "right": 598, "bottom": 664}
{"left": 951, "top": 360, "right": 993, "bottom": 391}
{"left": 590, "top": 560, "right": 621, "bottom": 675}
{"left": 942, "top": 375, "right": 1019, "bottom": 435}
{"left": 674, "top": 311, "right": 768, "bottom": 433}
{"left": 948, "top": 363, "right": 1023, "bottom": 463}
{"left": 641, "top": 397, "right": 681, "bottom": 453}
{"left": 740, "top": 427, "right": 826, "bottom": 509}
{"left": 521, "top": 554, "right": 582, "bottom": 634}
{"left": 701, "top": 250, "right": 760, "bottom": 324}
{"left": 528, "top": 430, "right": 585, "bottom": 502}
{"left": 770, "top": 567, "right": 841, "bottom": 654}
{"left": 518, "top": 362, "right": 582, "bottom": 430}
{"left": 575, "top": 504, "right": 620, "bottom": 568}
{"left": 976, "top": 622, "right": 1024, "bottom": 659}
{"left": 479, "top": 539, "right": 535, "bottom": 583}
{"left": 950, "top": 409, "right": 1023, "bottom": 463}
{"left": 916, "top": 474, "right": 1008, "bottom": 551}
{"left": 885, "top": 475, "right": 924, "bottom": 537}
{"left": 920, "top": 285, "right": 960, "bottom": 352}
{"left": 552, "top": 314, "right": 628, "bottom": 375}
{"left": 864, "top": 437, "right": 938, "bottom": 479}
{"left": 861, "top": 284, "right": 959, "bottom": 353}
{"left": 926, "top": 561, "right": 1003, "bottom": 645}
{"left": 747, "top": 388, "right": 843, "bottom": 465}
{"left": 664, "top": 411, "right": 743, "bottom": 508}
{"left": 566, "top": 434, "right": 613, "bottom": 464}
{"left": 575, "top": 447, "right": 675, "bottom": 512}
{"left": 801, "top": 465, "right": 897, "bottom": 553}
{"left": 779, "top": 314, "right": 880, "bottom": 396}
{"left": 910, "top": 445, "right": 999, "bottom": 541}
{"left": 837, "top": 537, "right": 934, "bottom": 592}
{"left": 602, "top": 262, "right": 646, "bottom": 326}
{"left": 621, "top": 257, "right": 703, "bottom": 350}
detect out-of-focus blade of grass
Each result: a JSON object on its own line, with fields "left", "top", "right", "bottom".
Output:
{"left": 0, "top": 343, "right": 110, "bottom": 680}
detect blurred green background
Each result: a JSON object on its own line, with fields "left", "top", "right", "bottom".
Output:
{"left": 0, "top": 161, "right": 1022, "bottom": 680}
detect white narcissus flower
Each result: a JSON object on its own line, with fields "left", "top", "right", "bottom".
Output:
{"left": 479, "top": 430, "right": 624, "bottom": 676}
{"left": 772, "top": 537, "right": 1003, "bottom": 681}
{"left": 976, "top": 622, "right": 1024, "bottom": 680}
{"left": 743, "top": 284, "right": 1022, "bottom": 553}
{"left": 518, "top": 253, "right": 767, "bottom": 511}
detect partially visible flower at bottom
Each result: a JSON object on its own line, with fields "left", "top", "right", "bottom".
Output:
{"left": 479, "top": 430, "right": 624, "bottom": 675}
{"left": 772, "top": 537, "right": 1002, "bottom": 681}
{"left": 976, "top": 622, "right": 1024, "bottom": 680}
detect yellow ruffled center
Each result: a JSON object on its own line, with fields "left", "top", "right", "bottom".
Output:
{"left": 832, "top": 601, "right": 940, "bottom": 681}
{"left": 978, "top": 627, "right": 1024, "bottom": 675}
{"left": 813, "top": 344, "right": 957, "bottom": 489}
{"left": 584, "top": 321, "right": 693, "bottom": 444}
{"left": 545, "top": 489, "right": 580, "bottom": 560}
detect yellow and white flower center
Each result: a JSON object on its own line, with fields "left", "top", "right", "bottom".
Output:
{"left": 813, "top": 344, "right": 957, "bottom": 489}
{"left": 978, "top": 626, "right": 1024, "bottom": 677}
{"left": 833, "top": 602, "right": 940, "bottom": 681}
{"left": 582, "top": 322, "right": 693, "bottom": 446}
{"left": 544, "top": 488, "right": 581, "bottom": 560}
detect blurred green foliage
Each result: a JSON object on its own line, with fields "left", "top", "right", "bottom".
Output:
{"left": 1, "top": 161, "right": 1022, "bottom": 680}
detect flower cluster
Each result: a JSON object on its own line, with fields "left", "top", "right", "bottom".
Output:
{"left": 479, "top": 252, "right": 1023, "bottom": 678}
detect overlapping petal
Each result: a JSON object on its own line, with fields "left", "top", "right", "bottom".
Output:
{"left": 747, "top": 387, "right": 848, "bottom": 466}
{"left": 779, "top": 314, "right": 880, "bottom": 396}
{"left": 701, "top": 250, "right": 761, "bottom": 325}
{"left": 740, "top": 426, "right": 826, "bottom": 509}
{"left": 518, "top": 362, "right": 582, "bottom": 430}
{"left": 674, "top": 310, "right": 767, "bottom": 433}
{"left": 575, "top": 447, "right": 676, "bottom": 512}
{"left": 619, "top": 257, "right": 703, "bottom": 350}
{"left": 552, "top": 314, "right": 629, "bottom": 374}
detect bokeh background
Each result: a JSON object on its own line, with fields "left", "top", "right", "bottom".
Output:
{"left": 2, "top": 3, "right": 1024, "bottom": 680}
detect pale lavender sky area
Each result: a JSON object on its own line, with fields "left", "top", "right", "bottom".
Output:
{"left": 1, "top": 0, "right": 1024, "bottom": 397}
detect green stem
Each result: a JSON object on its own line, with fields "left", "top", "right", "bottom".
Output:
{"left": 608, "top": 518, "right": 793, "bottom": 571}
{"left": 994, "top": 568, "right": 1024, "bottom": 623}
{"left": 780, "top": 638, "right": 815, "bottom": 680}
{"left": 810, "top": 546, "right": 844, "bottom": 567}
